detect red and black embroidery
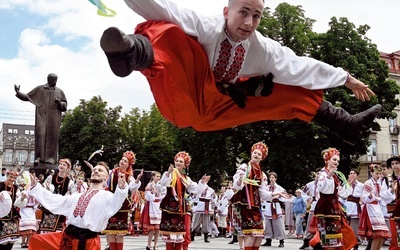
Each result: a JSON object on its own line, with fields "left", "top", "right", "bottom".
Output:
{"left": 213, "top": 39, "right": 246, "bottom": 83}
{"left": 73, "top": 190, "right": 99, "bottom": 217}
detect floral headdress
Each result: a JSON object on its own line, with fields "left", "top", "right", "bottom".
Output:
{"left": 322, "top": 147, "right": 340, "bottom": 162}
{"left": 251, "top": 142, "right": 268, "bottom": 160}
{"left": 123, "top": 151, "right": 136, "bottom": 167}
{"left": 174, "top": 151, "right": 191, "bottom": 168}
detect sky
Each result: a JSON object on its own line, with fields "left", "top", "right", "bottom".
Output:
{"left": 0, "top": 0, "right": 399, "bottom": 127}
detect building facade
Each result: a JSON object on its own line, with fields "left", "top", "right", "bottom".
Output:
{"left": 358, "top": 50, "right": 400, "bottom": 181}
{"left": 0, "top": 123, "right": 35, "bottom": 170}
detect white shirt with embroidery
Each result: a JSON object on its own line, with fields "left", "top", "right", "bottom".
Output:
{"left": 125, "top": 0, "right": 348, "bottom": 89}
{"left": 29, "top": 182, "right": 128, "bottom": 232}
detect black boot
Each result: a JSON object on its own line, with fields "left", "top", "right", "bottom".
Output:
{"left": 204, "top": 233, "right": 210, "bottom": 243}
{"left": 365, "top": 239, "right": 372, "bottom": 250}
{"left": 228, "top": 235, "right": 238, "bottom": 244}
{"left": 261, "top": 238, "right": 272, "bottom": 246}
{"left": 100, "top": 27, "right": 154, "bottom": 77}
{"left": 190, "top": 231, "right": 195, "bottom": 241}
{"left": 299, "top": 239, "right": 310, "bottom": 249}
{"left": 278, "top": 240, "right": 284, "bottom": 247}
{"left": 222, "top": 228, "right": 227, "bottom": 238}
{"left": 313, "top": 242, "right": 323, "bottom": 250}
{"left": 312, "top": 100, "right": 382, "bottom": 145}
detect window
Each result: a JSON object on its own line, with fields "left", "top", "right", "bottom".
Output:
{"left": 392, "top": 140, "right": 399, "bottom": 156}
{"left": 25, "top": 130, "right": 29, "bottom": 135}
{"left": 13, "top": 129, "right": 18, "bottom": 134}
{"left": 7, "top": 129, "right": 12, "bottom": 134}
{"left": 18, "top": 152, "right": 25, "bottom": 163}
{"left": 30, "top": 152, "right": 35, "bottom": 163}
{"left": 367, "top": 139, "right": 377, "bottom": 161}
{"left": 5, "top": 152, "right": 12, "bottom": 162}
{"left": 30, "top": 130, "right": 34, "bottom": 135}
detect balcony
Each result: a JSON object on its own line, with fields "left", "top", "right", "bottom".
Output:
{"left": 359, "top": 153, "right": 394, "bottom": 163}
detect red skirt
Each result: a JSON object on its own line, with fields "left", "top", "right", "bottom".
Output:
{"left": 28, "top": 232, "right": 100, "bottom": 250}
{"left": 135, "top": 21, "right": 323, "bottom": 132}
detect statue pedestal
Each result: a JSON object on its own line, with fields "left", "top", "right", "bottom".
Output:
{"left": 33, "top": 162, "right": 58, "bottom": 176}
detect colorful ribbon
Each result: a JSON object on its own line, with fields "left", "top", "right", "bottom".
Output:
{"left": 88, "top": 0, "right": 116, "bottom": 17}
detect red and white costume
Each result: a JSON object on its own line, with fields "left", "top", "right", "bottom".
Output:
{"left": 120, "top": 0, "right": 351, "bottom": 131}
{"left": 358, "top": 178, "right": 393, "bottom": 239}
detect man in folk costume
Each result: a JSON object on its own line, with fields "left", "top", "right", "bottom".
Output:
{"left": 191, "top": 175, "right": 215, "bottom": 243}
{"left": 299, "top": 170, "right": 320, "bottom": 249}
{"left": 39, "top": 158, "right": 74, "bottom": 232}
{"left": 379, "top": 161, "right": 393, "bottom": 247}
{"left": 216, "top": 186, "right": 229, "bottom": 238}
{"left": 100, "top": 0, "right": 381, "bottom": 147}
{"left": 261, "top": 172, "right": 286, "bottom": 247}
{"left": 158, "top": 151, "right": 199, "bottom": 250}
{"left": 345, "top": 169, "right": 364, "bottom": 249}
{"left": 0, "top": 171, "right": 21, "bottom": 250}
{"left": 358, "top": 164, "right": 395, "bottom": 250}
{"left": 308, "top": 148, "right": 357, "bottom": 250}
{"left": 27, "top": 162, "right": 128, "bottom": 250}
{"left": 230, "top": 142, "right": 285, "bottom": 250}
{"left": 102, "top": 151, "right": 143, "bottom": 250}
{"left": 387, "top": 156, "right": 400, "bottom": 250}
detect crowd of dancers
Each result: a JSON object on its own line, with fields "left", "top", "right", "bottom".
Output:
{"left": 1, "top": 145, "right": 400, "bottom": 250}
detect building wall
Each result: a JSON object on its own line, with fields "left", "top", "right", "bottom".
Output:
{"left": 0, "top": 123, "right": 35, "bottom": 170}
{"left": 358, "top": 50, "right": 400, "bottom": 182}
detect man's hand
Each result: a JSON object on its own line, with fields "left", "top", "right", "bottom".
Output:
{"left": 30, "top": 173, "right": 37, "bottom": 188}
{"left": 14, "top": 84, "right": 20, "bottom": 93}
{"left": 344, "top": 76, "right": 375, "bottom": 102}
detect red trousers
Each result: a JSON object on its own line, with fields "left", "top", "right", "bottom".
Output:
{"left": 28, "top": 232, "right": 101, "bottom": 250}
{"left": 135, "top": 21, "right": 323, "bottom": 132}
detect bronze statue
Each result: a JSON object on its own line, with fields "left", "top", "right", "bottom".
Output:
{"left": 14, "top": 73, "right": 67, "bottom": 164}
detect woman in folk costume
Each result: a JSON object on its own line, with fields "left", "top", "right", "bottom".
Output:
{"left": 230, "top": 142, "right": 284, "bottom": 250}
{"left": 141, "top": 171, "right": 166, "bottom": 250}
{"left": 0, "top": 170, "right": 21, "bottom": 250}
{"left": 358, "top": 164, "right": 395, "bottom": 250}
{"left": 103, "top": 151, "right": 143, "bottom": 250}
{"left": 158, "top": 151, "right": 199, "bottom": 250}
{"left": 309, "top": 148, "right": 357, "bottom": 250}
{"left": 39, "top": 158, "right": 74, "bottom": 232}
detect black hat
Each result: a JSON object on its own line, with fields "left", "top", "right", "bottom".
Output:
{"left": 386, "top": 156, "right": 400, "bottom": 167}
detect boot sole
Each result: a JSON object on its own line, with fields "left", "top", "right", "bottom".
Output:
{"left": 100, "top": 27, "right": 134, "bottom": 53}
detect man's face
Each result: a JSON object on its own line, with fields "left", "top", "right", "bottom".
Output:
{"left": 90, "top": 165, "right": 108, "bottom": 183}
{"left": 223, "top": 0, "right": 264, "bottom": 41}
{"left": 48, "top": 76, "right": 57, "bottom": 87}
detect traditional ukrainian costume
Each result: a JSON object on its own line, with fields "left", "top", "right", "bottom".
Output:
{"left": 358, "top": 177, "right": 393, "bottom": 240}
{"left": 118, "top": 0, "right": 352, "bottom": 132}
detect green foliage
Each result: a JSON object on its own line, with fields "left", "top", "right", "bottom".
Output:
{"left": 59, "top": 96, "right": 122, "bottom": 168}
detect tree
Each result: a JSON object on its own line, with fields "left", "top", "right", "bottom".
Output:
{"left": 119, "top": 104, "right": 176, "bottom": 171}
{"left": 59, "top": 96, "right": 122, "bottom": 169}
{"left": 254, "top": 4, "right": 400, "bottom": 190}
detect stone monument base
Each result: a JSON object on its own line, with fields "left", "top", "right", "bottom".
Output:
{"left": 33, "top": 162, "right": 58, "bottom": 176}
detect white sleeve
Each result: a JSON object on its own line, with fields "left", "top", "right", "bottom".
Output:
{"left": 124, "top": 0, "right": 216, "bottom": 42}
{"left": 128, "top": 176, "right": 141, "bottom": 191}
{"left": 28, "top": 183, "right": 75, "bottom": 216}
{"left": 0, "top": 191, "right": 12, "bottom": 218}
{"left": 317, "top": 171, "right": 335, "bottom": 194}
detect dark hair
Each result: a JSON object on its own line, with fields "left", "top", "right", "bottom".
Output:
{"left": 350, "top": 168, "right": 359, "bottom": 175}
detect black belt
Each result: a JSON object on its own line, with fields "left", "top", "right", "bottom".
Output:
{"left": 62, "top": 225, "right": 98, "bottom": 250}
